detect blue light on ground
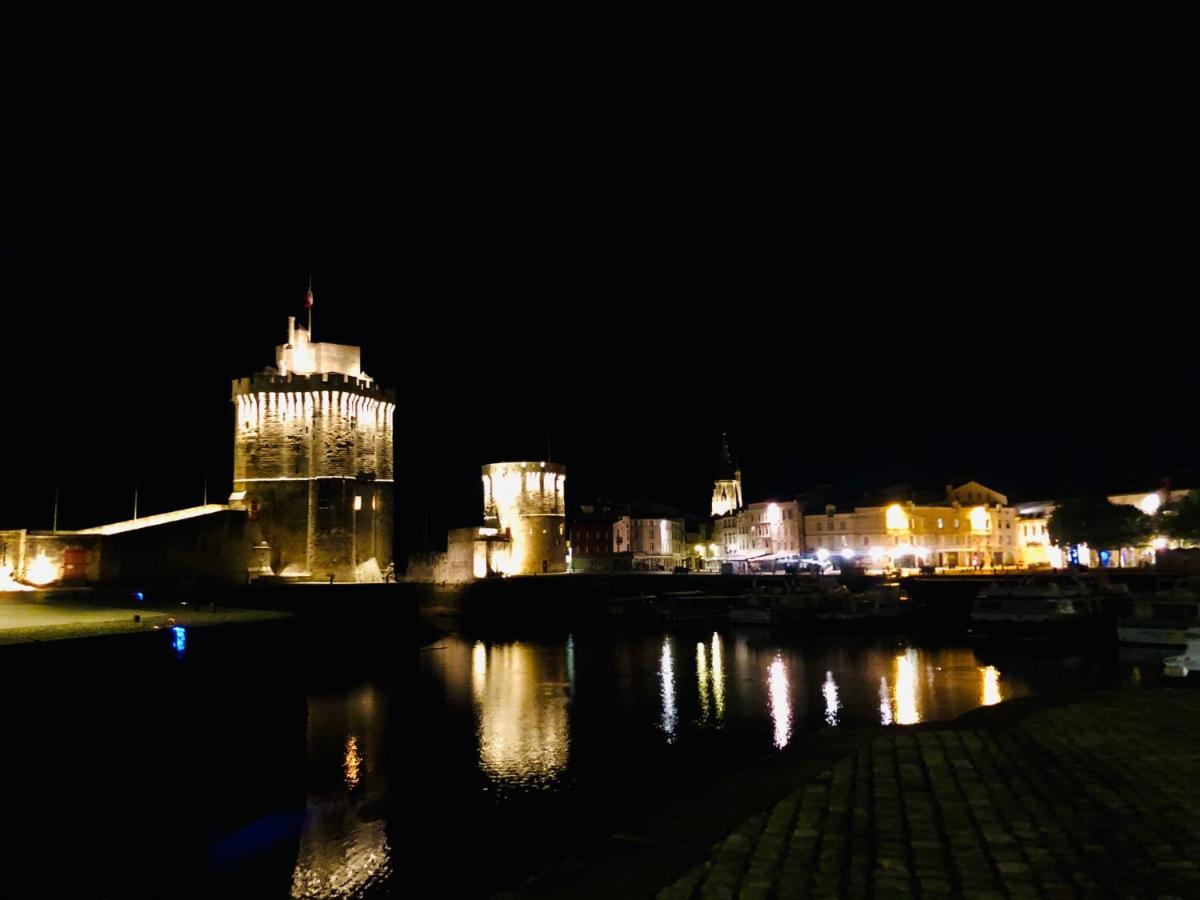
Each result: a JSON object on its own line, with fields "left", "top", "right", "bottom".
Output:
{"left": 172, "top": 626, "right": 187, "bottom": 655}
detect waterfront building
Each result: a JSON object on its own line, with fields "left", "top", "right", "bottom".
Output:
{"left": 684, "top": 518, "right": 710, "bottom": 571}
{"left": 613, "top": 515, "right": 686, "bottom": 571}
{"left": 231, "top": 317, "right": 395, "bottom": 582}
{"left": 0, "top": 507, "right": 248, "bottom": 588}
{"left": 570, "top": 507, "right": 617, "bottom": 573}
{"left": 804, "top": 483, "right": 1020, "bottom": 570}
{"left": 1015, "top": 515, "right": 1055, "bottom": 567}
{"left": 1017, "top": 487, "right": 1198, "bottom": 568}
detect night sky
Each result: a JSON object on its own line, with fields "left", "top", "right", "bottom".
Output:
{"left": 3, "top": 158, "right": 1196, "bottom": 558}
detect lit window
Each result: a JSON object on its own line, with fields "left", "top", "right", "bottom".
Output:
{"left": 937, "top": 518, "right": 944, "bottom": 529}
{"left": 354, "top": 496, "right": 363, "bottom": 511}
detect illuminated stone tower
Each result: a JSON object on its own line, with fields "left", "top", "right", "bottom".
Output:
{"left": 481, "top": 462, "right": 566, "bottom": 575}
{"left": 231, "top": 317, "right": 395, "bottom": 582}
{"left": 711, "top": 433, "right": 743, "bottom": 517}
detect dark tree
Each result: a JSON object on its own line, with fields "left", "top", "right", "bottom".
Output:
{"left": 1049, "top": 497, "right": 1153, "bottom": 550}
{"left": 1163, "top": 490, "right": 1200, "bottom": 543}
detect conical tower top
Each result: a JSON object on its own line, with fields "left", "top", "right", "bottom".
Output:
{"left": 717, "top": 433, "right": 736, "bottom": 480}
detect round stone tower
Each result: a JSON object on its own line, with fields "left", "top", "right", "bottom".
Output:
{"left": 231, "top": 317, "right": 395, "bottom": 582}
{"left": 481, "top": 461, "right": 566, "bottom": 575}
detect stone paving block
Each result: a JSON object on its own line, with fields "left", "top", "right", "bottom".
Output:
{"left": 653, "top": 695, "right": 1200, "bottom": 900}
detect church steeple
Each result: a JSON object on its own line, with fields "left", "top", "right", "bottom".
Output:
{"left": 717, "top": 433, "right": 735, "bottom": 480}
{"left": 711, "top": 433, "right": 744, "bottom": 517}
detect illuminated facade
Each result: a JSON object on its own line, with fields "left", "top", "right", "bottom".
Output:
{"left": 480, "top": 461, "right": 567, "bottom": 575}
{"left": 232, "top": 317, "right": 395, "bottom": 582}
{"left": 612, "top": 515, "right": 686, "bottom": 570}
{"left": 711, "top": 500, "right": 804, "bottom": 562}
{"left": 1017, "top": 488, "right": 1197, "bottom": 567}
{"left": 805, "top": 489, "right": 1020, "bottom": 570}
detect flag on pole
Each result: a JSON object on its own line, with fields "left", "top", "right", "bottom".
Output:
{"left": 305, "top": 281, "right": 314, "bottom": 309}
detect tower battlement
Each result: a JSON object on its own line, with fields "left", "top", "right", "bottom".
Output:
{"left": 232, "top": 372, "right": 392, "bottom": 402}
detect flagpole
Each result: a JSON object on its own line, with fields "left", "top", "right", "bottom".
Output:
{"left": 307, "top": 274, "right": 313, "bottom": 339}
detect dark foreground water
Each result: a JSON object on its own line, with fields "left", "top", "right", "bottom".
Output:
{"left": 0, "top": 618, "right": 1162, "bottom": 898}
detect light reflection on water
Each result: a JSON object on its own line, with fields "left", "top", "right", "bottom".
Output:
{"left": 420, "top": 632, "right": 1035, "bottom": 802}
{"left": 343, "top": 736, "right": 362, "bottom": 790}
{"left": 694, "top": 632, "right": 727, "bottom": 727}
{"left": 291, "top": 684, "right": 390, "bottom": 900}
{"left": 473, "top": 643, "right": 571, "bottom": 788}
{"left": 711, "top": 633, "right": 725, "bottom": 721}
{"left": 768, "top": 655, "right": 791, "bottom": 748}
{"left": 660, "top": 638, "right": 677, "bottom": 743}
{"left": 894, "top": 648, "right": 921, "bottom": 725}
{"left": 981, "top": 665, "right": 1002, "bottom": 706}
{"left": 822, "top": 671, "right": 840, "bottom": 727}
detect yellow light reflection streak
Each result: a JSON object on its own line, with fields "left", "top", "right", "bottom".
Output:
{"left": 343, "top": 735, "right": 362, "bottom": 789}
{"left": 474, "top": 643, "right": 570, "bottom": 787}
{"left": 980, "top": 665, "right": 1002, "bottom": 706}
{"left": 879, "top": 677, "right": 893, "bottom": 725}
{"left": 711, "top": 633, "right": 725, "bottom": 724}
{"left": 696, "top": 643, "right": 709, "bottom": 724}
{"left": 472, "top": 641, "right": 487, "bottom": 702}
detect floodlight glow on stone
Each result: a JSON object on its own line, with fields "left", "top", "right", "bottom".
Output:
{"left": 26, "top": 553, "right": 57, "bottom": 586}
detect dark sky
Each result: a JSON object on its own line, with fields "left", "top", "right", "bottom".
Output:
{"left": 3, "top": 132, "right": 1196, "bottom": 555}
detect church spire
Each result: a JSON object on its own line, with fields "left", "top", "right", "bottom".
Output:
{"left": 717, "top": 433, "right": 735, "bottom": 480}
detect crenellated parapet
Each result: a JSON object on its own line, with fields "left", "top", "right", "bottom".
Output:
{"left": 233, "top": 374, "right": 395, "bottom": 483}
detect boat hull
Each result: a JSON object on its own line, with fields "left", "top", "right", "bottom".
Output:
{"left": 968, "top": 615, "right": 1109, "bottom": 645}
{"left": 1117, "top": 625, "right": 1191, "bottom": 648}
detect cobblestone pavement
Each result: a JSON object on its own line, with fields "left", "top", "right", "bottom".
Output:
{"left": 658, "top": 693, "right": 1200, "bottom": 899}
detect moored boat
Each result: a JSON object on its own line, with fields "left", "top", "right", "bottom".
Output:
{"left": 1116, "top": 577, "right": 1200, "bottom": 648}
{"left": 815, "top": 582, "right": 915, "bottom": 625}
{"left": 1164, "top": 627, "right": 1200, "bottom": 679}
{"left": 727, "top": 576, "right": 848, "bottom": 626}
{"left": 968, "top": 574, "right": 1122, "bottom": 644}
